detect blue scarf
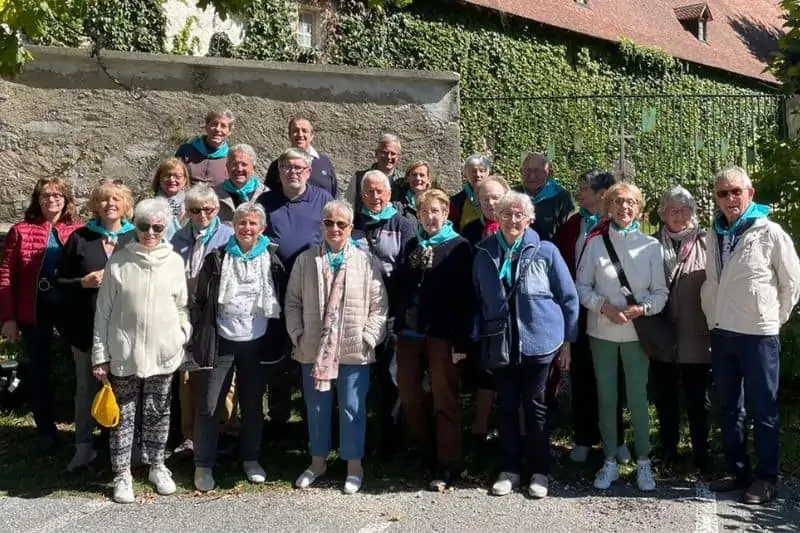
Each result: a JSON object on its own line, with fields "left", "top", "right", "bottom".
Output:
{"left": 580, "top": 208, "right": 601, "bottom": 235}
{"left": 713, "top": 202, "right": 770, "bottom": 236}
{"left": 418, "top": 221, "right": 459, "bottom": 249}
{"left": 191, "top": 216, "right": 220, "bottom": 245}
{"left": 530, "top": 179, "right": 562, "bottom": 204}
{"left": 225, "top": 234, "right": 270, "bottom": 261}
{"left": 497, "top": 233, "right": 523, "bottom": 286}
{"left": 463, "top": 182, "right": 480, "bottom": 209}
{"left": 86, "top": 218, "right": 135, "bottom": 244}
{"left": 191, "top": 135, "right": 228, "bottom": 159}
{"left": 326, "top": 243, "right": 349, "bottom": 273}
{"left": 361, "top": 204, "right": 398, "bottom": 222}
{"left": 223, "top": 177, "right": 260, "bottom": 202}
{"left": 611, "top": 220, "right": 640, "bottom": 236}
{"left": 406, "top": 189, "right": 417, "bottom": 210}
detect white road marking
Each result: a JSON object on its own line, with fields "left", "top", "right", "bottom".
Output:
{"left": 694, "top": 482, "right": 719, "bottom": 533}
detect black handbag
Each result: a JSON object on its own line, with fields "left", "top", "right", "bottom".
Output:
{"left": 601, "top": 232, "right": 676, "bottom": 360}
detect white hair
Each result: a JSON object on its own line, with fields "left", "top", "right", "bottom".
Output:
{"left": 185, "top": 184, "right": 220, "bottom": 209}
{"left": 377, "top": 133, "right": 401, "bottom": 151}
{"left": 496, "top": 191, "right": 535, "bottom": 222}
{"left": 205, "top": 109, "right": 235, "bottom": 126}
{"left": 278, "top": 147, "right": 312, "bottom": 167}
{"left": 714, "top": 165, "right": 753, "bottom": 189}
{"left": 658, "top": 185, "right": 697, "bottom": 221}
{"left": 228, "top": 143, "right": 257, "bottom": 167}
{"left": 232, "top": 202, "right": 267, "bottom": 227}
{"left": 361, "top": 169, "right": 391, "bottom": 192}
{"left": 462, "top": 154, "right": 493, "bottom": 176}
{"left": 322, "top": 199, "right": 354, "bottom": 224}
{"left": 134, "top": 197, "right": 172, "bottom": 225}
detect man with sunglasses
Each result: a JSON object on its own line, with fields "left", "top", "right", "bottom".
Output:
{"left": 701, "top": 166, "right": 800, "bottom": 504}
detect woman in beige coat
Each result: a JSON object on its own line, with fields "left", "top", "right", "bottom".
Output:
{"left": 285, "top": 199, "right": 388, "bottom": 495}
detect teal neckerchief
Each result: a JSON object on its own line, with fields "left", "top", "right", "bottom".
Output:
{"left": 611, "top": 220, "right": 640, "bottom": 236}
{"left": 580, "top": 208, "right": 601, "bottom": 235}
{"left": 530, "top": 178, "right": 562, "bottom": 204}
{"left": 361, "top": 204, "right": 398, "bottom": 222}
{"left": 326, "top": 242, "right": 351, "bottom": 273}
{"left": 191, "top": 216, "right": 220, "bottom": 245}
{"left": 86, "top": 218, "right": 135, "bottom": 243}
{"left": 418, "top": 221, "right": 459, "bottom": 249}
{"left": 713, "top": 202, "right": 770, "bottom": 236}
{"left": 497, "top": 233, "right": 523, "bottom": 286}
{"left": 191, "top": 135, "right": 229, "bottom": 159}
{"left": 223, "top": 177, "right": 259, "bottom": 202}
{"left": 225, "top": 234, "right": 270, "bottom": 261}
{"left": 406, "top": 189, "right": 417, "bottom": 210}
{"left": 463, "top": 182, "right": 480, "bottom": 209}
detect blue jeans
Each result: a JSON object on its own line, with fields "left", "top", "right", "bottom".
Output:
{"left": 711, "top": 330, "right": 780, "bottom": 484}
{"left": 301, "top": 363, "right": 370, "bottom": 461}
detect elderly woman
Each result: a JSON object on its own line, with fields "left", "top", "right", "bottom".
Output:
{"left": 152, "top": 157, "right": 190, "bottom": 240}
{"left": 285, "top": 200, "right": 388, "bottom": 494}
{"left": 394, "top": 189, "right": 474, "bottom": 491}
{"left": 57, "top": 180, "right": 136, "bottom": 470}
{"left": 215, "top": 143, "right": 268, "bottom": 224}
{"left": 176, "top": 109, "right": 234, "bottom": 186}
{"left": 190, "top": 203, "right": 282, "bottom": 492}
{"left": 473, "top": 191, "right": 578, "bottom": 498}
{"left": 517, "top": 152, "right": 574, "bottom": 242}
{"left": 170, "top": 184, "right": 234, "bottom": 456}
{"left": 0, "top": 177, "right": 81, "bottom": 453}
{"left": 653, "top": 186, "right": 711, "bottom": 470}
{"left": 91, "top": 198, "right": 190, "bottom": 504}
{"left": 576, "top": 183, "right": 669, "bottom": 492}
{"left": 391, "top": 161, "right": 433, "bottom": 223}
{"left": 450, "top": 154, "right": 492, "bottom": 231}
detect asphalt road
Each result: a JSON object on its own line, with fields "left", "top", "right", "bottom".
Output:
{"left": 2, "top": 478, "right": 798, "bottom": 533}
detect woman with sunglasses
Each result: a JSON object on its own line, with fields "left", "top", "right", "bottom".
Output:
{"left": 57, "top": 180, "right": 137, "bottom": 471}
{"left": 91, "top": 198, "right": 191, "bottom": 504}
{"left": 152, "top": 158, "right": 190, "bottom": 240}
{"left": 0, "top": 177, "right": 82, "bottom": 454}
{"left": 170, "top": 184, "right": 234, "bottom": 456}
{"left": 215, "top": 143, "right": 268, "bottom": 224}
{"left": 285, "top": 200, "right": 388, "bottom": 494}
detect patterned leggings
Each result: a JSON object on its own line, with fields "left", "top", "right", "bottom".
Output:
{"left": 109, "top": 373, "right": 172, "bottom": 474}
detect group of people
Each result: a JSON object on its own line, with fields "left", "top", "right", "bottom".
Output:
{"left": 0, "top": 109, "right": 798, "bottom": 506}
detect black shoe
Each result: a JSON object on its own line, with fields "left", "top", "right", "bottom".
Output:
{"left": 709, "top": 473, "right": 751, "bottom": 492}
{"left": 428, "top": 467, "right": 461, "bottom": 492}
{"left": 742, "top": 480, "right": 777, "bottom": 505}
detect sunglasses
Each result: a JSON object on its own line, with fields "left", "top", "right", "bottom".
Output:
{"left": 136, "top": 222, "right": 166, "bottom": 234}
{"left": 715, "top": 188, "right": 745, "bottom": 199}
{"left": 189, "top": 207, "right": 216, "bottom": 215}
{"left": 323, "top": 219, "right": 350, "bottom": 230}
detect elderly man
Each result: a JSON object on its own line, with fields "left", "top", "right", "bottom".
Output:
{"left": 351, "top": 170, "right": 416, "bottom": 458}
{"left": 264, "top": 117, "right": 338, "bottom": 197}
{"left": 702, "top": 166, "right": 800, "bottom": 504}
{"left": 345, "top": 134, "right": 403, "bottom": 214}
{"left": 215, "top": 143, "right": 268, "bottom": 223}
{"left": 516, "top": 152, "right": 574, "bottom": 243}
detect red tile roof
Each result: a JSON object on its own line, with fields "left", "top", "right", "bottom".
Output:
{"left": 461, "top": 0, "right": 784, "bottom": 83}
{"left": 674, "top": 3, "right": 712, "bottom": 22}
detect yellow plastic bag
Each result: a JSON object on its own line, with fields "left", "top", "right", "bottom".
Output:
{"left": 91, "top": 383, "right": 120, "bottom": 428}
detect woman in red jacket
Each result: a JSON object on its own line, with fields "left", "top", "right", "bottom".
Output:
{"left": 0, "top": 176, "right": 81, "bottom": 452}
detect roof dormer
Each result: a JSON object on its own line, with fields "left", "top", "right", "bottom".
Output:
{"left": 674, "top": 2, "right": 713, "bottom": 43}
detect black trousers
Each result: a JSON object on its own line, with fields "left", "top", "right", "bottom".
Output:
{"left": 371, "top": 333, "right": 401, "bottom": 456}
{"left": 651, "top": 359, "right": 712, "bottom": 462}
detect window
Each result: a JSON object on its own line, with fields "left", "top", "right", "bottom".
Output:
{"left": 296, "top": 10, "right": 316, "bottom": 49}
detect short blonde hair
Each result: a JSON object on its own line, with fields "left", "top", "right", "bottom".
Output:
{"left": 417, "top": 188, "right": 450, "bottom": 212}
{"left": 87, "top": 180, "right": 135, "bottom": 221}
{"left": 603, "top": 182, "right": 645, "bottom": 218}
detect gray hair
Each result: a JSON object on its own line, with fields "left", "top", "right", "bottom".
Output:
{"left": 228, "top": 143, "right": 257, "bottom": 166}
{"left": 360, "top": 169, "right": 391, "bottom": 192}
{"left": 205, "top": 109, "right": 235, "bottom": 126}
{"left": 377, "top": 133, "right": 401, "bottom": 151}
{"left": 134, "top": 197, "right": 172, "bottom": 225}
{"left": 476, "top": 175, "right": 511, "bottom": 197}
{"left": 579, "top": 169, "right": 616, "bottom": 192}
{"left": 714, "top": 165, "right": 753, "bottom": 189}
{"left": 322, "top": 199, "right": 354, "bottom": 224}
{"left": 496, "top": 191, "right": 535, "bottom": 222}
{"left": 521, "top": 151, "right": 548, "bottom": 166}
{"left": 462, "top": 154, "right": 493, "bottom": 176}
{"left": 278, "top": 147, "right": 312, "bottom": 167}
{"left": 658, "top": 185, "right": 698, "bottom": 221}
{"left": 185, "top": 184, "right": 220, "bottom": 210}
{"left": 232, "top": 202, "right": 267, "bottom": 228}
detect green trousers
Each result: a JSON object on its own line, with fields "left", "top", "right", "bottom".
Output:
{"left": 589, "top": 337, "right": 651, "bottom": 459}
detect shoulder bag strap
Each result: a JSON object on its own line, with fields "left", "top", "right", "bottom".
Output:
{"left": 601, "top": 232, "right": 638, "bottom": 307}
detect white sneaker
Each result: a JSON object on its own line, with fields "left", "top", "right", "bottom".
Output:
{"left": 491, "top": 472, "right": 521, "bottom": 496}
{"left": 295, "top": 465, "right": 326, "bottom": 489}
{"left": 243, "top": 461, "right": 266, "bottom": 484}
{"left": 594, "top": 460, "right": 619, "bottom": 490}
{"left": 637, "top": 459, "right": 656, "bottom": 491}
{"left": 343, "top": 474, "right": 363, "bottom": 495}
{"left": 528, "top": 473, "right": 549, "bottom": 499}
{"left": 616, "top": 445, "right": 632, "bottom": 465}
{"left": 194, "top": 467, "right": 215, "bottom": 492}
{"left": 569, "top": 445, "right": 590, "bottom": 463}
{"left": 148, "top": 464, "right": 176, "bottom": 495}
{"left": 112, "top": 473, "right": 134, "bottom": 504}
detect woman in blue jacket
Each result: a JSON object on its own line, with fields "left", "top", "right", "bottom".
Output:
{"left": 473, "top": 191, "right": 579, "bottom": 499}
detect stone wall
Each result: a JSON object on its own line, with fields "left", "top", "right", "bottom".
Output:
{"left": 0, "top": 45, "right": 461, "bottom": 224}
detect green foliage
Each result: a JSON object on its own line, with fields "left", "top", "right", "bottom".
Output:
{"left": 83, "top": 0, "right": 166, "bottom": 53}
{"left": 235, "top": 0, "right": 302, "bottom": 61}
{"left": 171, "top": 15, "right": 201, "bottom": 56}
{"left": 207, "top": 31, "right": 236, "bottom": 58}
{"left": 771, "top": 0, "right": 800, "bottom": 93}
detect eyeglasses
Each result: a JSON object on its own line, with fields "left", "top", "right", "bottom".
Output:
{"left": 189, "top": 207, "right": 216, "bottom": 215}
{"left": 500, "top": 211, "right": 528, "bottom": 222}
{"left": 40, "top": 193, "right": 64, "bottom": 200}
{"left": 716, "top": 188, "right": 745, "bottom": 199}
{"left": 281, "top": 165, "right": 309, "bottom": 174}
{"left": 613, "top": 197, "right": 639, "bottom": 207}
{"left": 323, "top": 219, "right": 350, "bottom": 230}
{"left": 667, "top": 207, "right": 693, "bottom": 217}
{"left": 136, "top": 222, "right": 165, "bottom": 234}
